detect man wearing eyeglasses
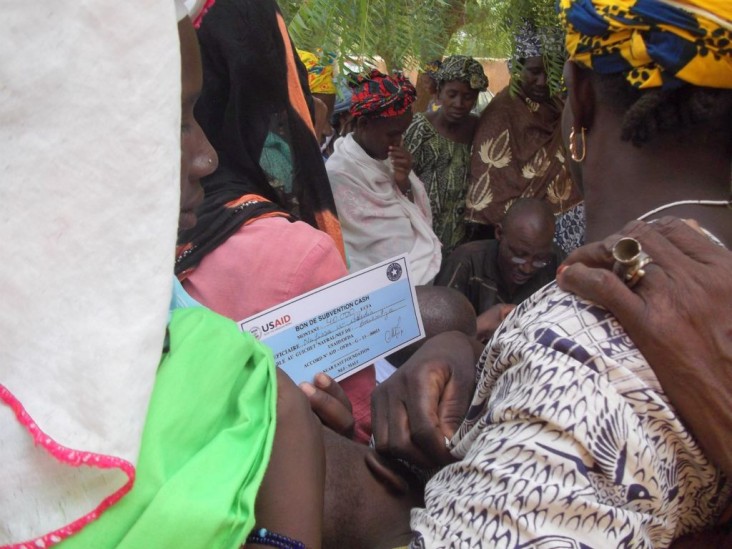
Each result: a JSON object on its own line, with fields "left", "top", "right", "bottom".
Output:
{"left": 435, "top": 198, "right": 558, "bottom": 340}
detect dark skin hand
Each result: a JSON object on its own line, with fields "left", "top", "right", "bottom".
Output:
{"left": 556, "top": 217, "right": 732, "bottom": 479}
{"left": 248, "top": 369, "right": 325, "bottom": 548}
{"left": 301, "top": 372, "right": 355, "bottom": 439}
{"left": 476, "top": 303, "right": 516, "bottom": 343}
{"left": 371, "top": 331, "right": 481, "bottom": 469}
{"left": 388, "top": 142, "right": 413, "bottom": 200}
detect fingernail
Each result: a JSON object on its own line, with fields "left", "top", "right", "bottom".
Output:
{"left": 315, "top": 372, "right": 331, "bottom": 387}
{"left": 556, "top": 264, "right": 568, "bottom": 277}
{"left": 300, "top": 382, "right": 316, "bottom": 396}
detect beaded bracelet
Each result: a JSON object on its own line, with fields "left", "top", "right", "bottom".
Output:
{"left": 244, "top": 527, "right": 306, "bottom": 549}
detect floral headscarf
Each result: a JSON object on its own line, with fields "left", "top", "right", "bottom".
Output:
{"left": 435, "top": 55, "right": 489, "bottom": 91}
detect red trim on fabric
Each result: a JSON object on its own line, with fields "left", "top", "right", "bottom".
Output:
{"left": 0, "top": 384, "right": 136, "bottom": 549}
{"left": 192, "top": 0, "right": 216, "bottom": 29}
{"left": 224, "top": 193, "right": 272, "bottom": 209}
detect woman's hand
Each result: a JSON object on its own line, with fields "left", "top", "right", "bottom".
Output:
{"left": 371, "top": 331, "right": 478, "bottom": 469}
{"left": 388, "top": 143, "right": 413, "bottom": 193}
{"left": 557, "top": 217, "right": 732, "bottom": 477}
{"left": 301, "top": 372, "right": 355, "bottom": 438}
{"left": 476, "top": 303, "right": 516, "bottom": 342}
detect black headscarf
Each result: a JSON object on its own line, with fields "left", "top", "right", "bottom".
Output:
{"left": 176, "top": 0, "right": 344, "bottom": 277}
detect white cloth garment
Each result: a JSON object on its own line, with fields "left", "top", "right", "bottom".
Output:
{"left": 326, "top": 133, "right": 441, "bottom": 285}
{"left": 0, "top": 1, "right": 180, "bottom": 545}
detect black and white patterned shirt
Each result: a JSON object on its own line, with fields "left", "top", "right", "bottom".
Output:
{"left": 411, "top": 282, "right": 728, "bottom": 548}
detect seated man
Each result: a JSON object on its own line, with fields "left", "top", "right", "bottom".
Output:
{"left": 326, "top": 69, "right": 442, "bottom": 285}
{"left": 436, "top": 198, "right": 557, "bottom": 340}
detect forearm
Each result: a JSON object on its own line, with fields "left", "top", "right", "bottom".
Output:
{"left": 655, "top": 342, "right": 732, "bottom": 477}
{"left": 251, "top": 433, "right": 324, "bottom": 548}
{"left": 249, "top": 372, "right": 325, "bottom": 548}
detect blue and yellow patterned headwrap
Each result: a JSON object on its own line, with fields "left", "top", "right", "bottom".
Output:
{"left": 557, "top": 0, "right": 732, "bottom": 90}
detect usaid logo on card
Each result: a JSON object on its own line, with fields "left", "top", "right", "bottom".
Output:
{"left": 386, "top": 262, "right": 402, "bottom": 281}
{"left": 249, "top": 314, "right": 292, "bottom": 340}
{"left": 237, "top": 255, "right": 426, "bottom": 385}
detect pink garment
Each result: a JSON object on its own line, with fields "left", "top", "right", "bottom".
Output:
{"left": 183, "top": 216, "right": 375, "bottom": 442}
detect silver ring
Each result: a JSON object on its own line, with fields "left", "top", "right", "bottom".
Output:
{"left": 612, "top": 237, "right": 654, "bottom": 288}
{"left": 444, "top": 435, "right": 453, "bottom": 450}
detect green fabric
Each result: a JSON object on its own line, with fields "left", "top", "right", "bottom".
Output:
{"left": 404, "top": 112, "right": 472, "bottom": 256}
{"left": 60, "top": 307, "right": 277, "bottom": 549}
{"left": 260, "top": 131, "right": 294, "bottom": 193}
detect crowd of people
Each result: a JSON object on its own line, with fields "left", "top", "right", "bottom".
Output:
{"left": 2, "top": 0, "right": 731, "bottom": 548}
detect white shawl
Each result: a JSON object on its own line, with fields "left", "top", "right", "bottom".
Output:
{"left": 0, "top": 1, "right": 180, "bottom": 545}
{"left": 326, "top": 134, "right": 441, "bottom": 284}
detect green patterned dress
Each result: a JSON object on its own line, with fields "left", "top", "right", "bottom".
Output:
{"left": 404, "top": 112, "right": 472, "bottom": 256}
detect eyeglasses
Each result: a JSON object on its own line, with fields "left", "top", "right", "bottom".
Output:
{"left": 510, "top": 256, "right": 550, "bottom": 269}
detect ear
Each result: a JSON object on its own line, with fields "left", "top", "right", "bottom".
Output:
{"left": 564, "top": 61, "right": 596, "bottom": 132}
{"left": 494, "top": 222, "right": 503, "bottom": 242}
{"left": 364, "top": 451, "right": 410, "bottom": 495}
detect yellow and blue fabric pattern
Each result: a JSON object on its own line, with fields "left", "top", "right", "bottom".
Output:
{"left": 557, "top": 0, "right": 732, "bottom": 89}
{"left": 297, "top": 49, "right": 337, "bottom": 94}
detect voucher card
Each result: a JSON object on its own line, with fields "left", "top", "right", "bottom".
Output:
{"left": 238, "top": 256, "right": 424, "bottom": 384}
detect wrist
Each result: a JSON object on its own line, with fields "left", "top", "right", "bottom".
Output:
{"left": 245, "top": 527, "right": 307, "bottom": 549}
{"left": 396, "top": 180, "right": 412, "bottom": 199}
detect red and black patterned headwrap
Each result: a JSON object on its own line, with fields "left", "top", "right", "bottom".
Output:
{"left": 349, "top": 69, "right": 417, "bottom": 119}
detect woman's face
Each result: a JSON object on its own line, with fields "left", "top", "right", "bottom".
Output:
{"left": 178, "top": 18, "right": 218, "bottom": 231}
{"left": 520, "top": 56, "right": 550, "bottom": 103}
{"left": 438, "top": 80, "right": 479, "bottom": 123}
{"left": 354, "top": 109, "right": 414, "bottom": 160}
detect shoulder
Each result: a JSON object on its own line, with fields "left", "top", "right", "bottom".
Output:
{"left": 435, "top": 241, "right": 494, "bottom": 285}
{"left": 246, "top": 218, "right": 345, "bottom": 268}
{"left": 186, "top": 218, "right": 346, "bottom": 318}
{"left": 465, "top": 114, "right": 480, "bottom": 135}
{"left": 326, "top": 135, "right": 359, "bottom": 173}
{"left": 475, "top": 284, "right": 663, "bottom": 404}
{"left": 449, "top": 240, "right": 495, "bottom": 262}
{"left": 404, "top": 112, "right": 436, "bottom": 145}
{"left": 476, "top": 88, "right": 513, "bottom": 122}
{"left": 168, "top": 307, "right": 265, "bottom": 363}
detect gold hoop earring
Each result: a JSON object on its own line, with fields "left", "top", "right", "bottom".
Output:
{"left": 569, "top": 126, "right": 586, "bottom": 163}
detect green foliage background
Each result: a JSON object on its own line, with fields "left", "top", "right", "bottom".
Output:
{"left": 281, "top": 0, "right": 565, "bottom": 95}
